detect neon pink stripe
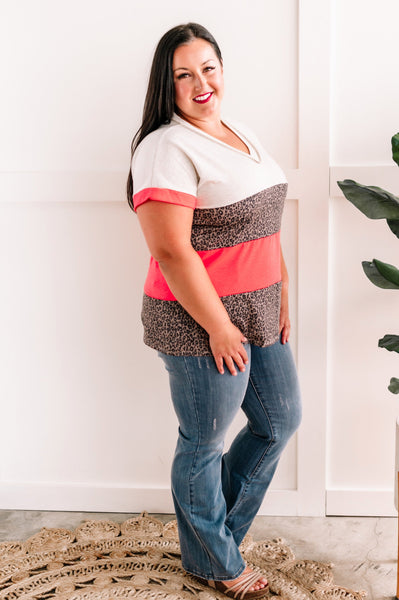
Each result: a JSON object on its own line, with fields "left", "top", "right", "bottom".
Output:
{"left": 133, "top": 187, "right": 197, "bottom": 211}
{"left": 144, "top": 232, "right": 281, "bottom": 300}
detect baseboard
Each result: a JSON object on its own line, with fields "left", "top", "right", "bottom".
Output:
{"left": 0, "top": 482, "right": 175, "bottom": 513}
{"left": 0, "top": 481, "right": 300, "bottom": 516}
{"left": 326, "top": 489, "right": 397, "bottom": 516}
{"left": 5, "top": 484, "right": 395, "bottom": 517}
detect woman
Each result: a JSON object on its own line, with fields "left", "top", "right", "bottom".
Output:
{"left": 127, "top": 23, "right": 301, "bottom": 600}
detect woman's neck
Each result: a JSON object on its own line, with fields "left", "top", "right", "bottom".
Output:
{"left": 177, "top": 112, "right": 224, "bottom": 137}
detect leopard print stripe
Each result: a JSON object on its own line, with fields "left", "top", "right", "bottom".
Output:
{"left": 141, "top": 283, "right": 281, "bottom": 356}
{"left": 191, "top": 183, "right": 287, "bottom": 251}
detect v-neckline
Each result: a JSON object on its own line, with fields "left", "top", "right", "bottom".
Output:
{"left": 171, "top": 114, "right": 261, "bottom": 163}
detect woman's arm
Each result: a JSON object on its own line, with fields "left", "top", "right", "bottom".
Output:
{"left": 136, "top": 201, "right": 248, "bottom": 375}
{"left": 279, "top": 246, "right": 290, "bottom": 344}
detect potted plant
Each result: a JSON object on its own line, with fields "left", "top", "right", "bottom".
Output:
{"left": 337, "top": 132, "right": 399, "bottom": 599}
{"left": 337, "top": 133, "right": 399, "bottom": 392}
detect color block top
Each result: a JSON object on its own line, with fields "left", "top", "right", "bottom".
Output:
{"left": 131, "top": 113, "right": 288, "bottom": 355}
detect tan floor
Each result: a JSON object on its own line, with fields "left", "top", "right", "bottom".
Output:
{"left": 0, "top": 510, "right": 396, "bottom": 600}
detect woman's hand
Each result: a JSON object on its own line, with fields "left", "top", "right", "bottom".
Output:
{"left": 279, "top": 282, "right": 290, "bottom": 344}
{"left": 209, "top": 322, "right": 249, "bottom": 376}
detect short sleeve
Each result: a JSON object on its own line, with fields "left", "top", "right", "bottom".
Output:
{"left": 131, "top": 128, "right": 198, "bottom": 211}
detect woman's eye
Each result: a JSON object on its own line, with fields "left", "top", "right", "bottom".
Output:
{"left": 176, "top": 67, "right": 215, "bottom": 80}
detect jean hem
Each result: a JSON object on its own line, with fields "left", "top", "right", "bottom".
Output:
{"left": 182, "top": 562, "right": 246, "bottom": 582}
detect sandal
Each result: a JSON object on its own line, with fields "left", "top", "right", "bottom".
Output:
{"left": 193, "top": 569, "right": 269, "bottom": 599}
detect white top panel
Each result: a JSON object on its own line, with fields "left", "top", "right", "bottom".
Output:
{"left": 132, "top": 114, "right": 287, "bottom": 209}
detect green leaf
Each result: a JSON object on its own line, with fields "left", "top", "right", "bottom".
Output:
{"left": 362, "top": 259, "right": 399, "bottom": 289}
{"left": 337, "top": 179, "right": 399, "bottom": 220}
{"left": 374, "top": 259, "right": 399, "bottom": 286}
{"left": 392, "top": 133, "right": 399, "bottom": 167}
{"left": 387, "top": 218, "right": 399, "bottom": 239}
{"left": 378, "top": 334, "right": 399, "bottom": 353}
{"left": 388, "top": 377, "right": 399, "bottom": 394}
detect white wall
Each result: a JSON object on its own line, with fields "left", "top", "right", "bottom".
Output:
{"left": 1, "top": 0, "right": 302, "bottom": 514}
{"left": 1, "top": 0, "right": 398, "bottom": 516}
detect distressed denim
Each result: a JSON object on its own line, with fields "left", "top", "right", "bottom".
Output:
{"left": 159, "top": 339, "right": 301, "bottom": 580}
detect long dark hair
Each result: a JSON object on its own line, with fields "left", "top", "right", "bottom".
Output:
{"left": 126, "top": 23, "right": 223, "bottom": 211}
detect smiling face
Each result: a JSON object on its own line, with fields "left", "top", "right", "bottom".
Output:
{"left": 172, "top": 37, "right": 224, "bottom": 126}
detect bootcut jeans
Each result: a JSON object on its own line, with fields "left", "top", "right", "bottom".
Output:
{"left": 159, "top": 339, "right": 301, "bottom": 581}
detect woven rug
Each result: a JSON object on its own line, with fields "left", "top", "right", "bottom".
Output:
{"left": 0, "top": 512, "right": 366, "bottom": 600}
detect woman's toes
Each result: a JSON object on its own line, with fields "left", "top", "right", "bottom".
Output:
{"left": 224, "top": 567, "right": 268, "bottom": 593}
{"left": 249, "top": 575, "right": 268, "bottom": 591}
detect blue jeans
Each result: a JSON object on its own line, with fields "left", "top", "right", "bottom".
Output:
{"left": 159, "top": 339, "right": 301, "bottom": 581}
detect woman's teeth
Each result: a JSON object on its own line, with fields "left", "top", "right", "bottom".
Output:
{"left": 193, "top": 92, "right": 212, "bottom": 103}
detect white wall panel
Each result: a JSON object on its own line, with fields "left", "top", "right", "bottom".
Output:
{"left": 295, "top": 0, "right": 330, "bottom": 515}
{"left": 327, "top": 198, "right": 398, "bottom": 490}
{"left": 0, "top": 202, "right": 175, "bottom": 489}
{"left": 331, "top": 0, "right": 399, "bottom": 165}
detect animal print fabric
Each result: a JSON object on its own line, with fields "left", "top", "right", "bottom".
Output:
{"left": 191, "top": 183, "right": 287, "bottom": 251}
{"left": 142, "top": 282, "right": 282, "bottom": 356}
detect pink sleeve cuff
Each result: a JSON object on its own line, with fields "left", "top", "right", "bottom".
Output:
{"left": 133, "top": 188, "right": 197, "bottom": 211}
